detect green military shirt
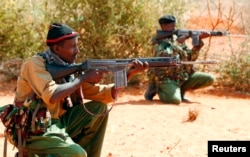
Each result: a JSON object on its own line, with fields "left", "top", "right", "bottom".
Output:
{"left": 149, "top": 34, "right": 204, "bottom": 84}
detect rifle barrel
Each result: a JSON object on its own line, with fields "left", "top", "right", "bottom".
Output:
{"left": 180, "top": 60, "right": 217, "bottom": 64}
{"left": 227, "top": 34, "right": 249, "bottom": 38}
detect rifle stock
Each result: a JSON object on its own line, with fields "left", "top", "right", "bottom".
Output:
{"left": 45, "top": 57, "right": 216, "bottom": 88}
{"left": 45, "top": 63, "right": 82, "bottom": 81}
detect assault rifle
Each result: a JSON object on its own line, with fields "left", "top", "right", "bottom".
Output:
{"left": 154, "top": 29, "right": 228, "bottom": 46}
{"left": 45, "top": 57, "right": 217, "bottom": 88}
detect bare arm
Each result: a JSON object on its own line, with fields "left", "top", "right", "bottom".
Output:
{"left": 49, "top": 69, "right": 102, "bottom": 104}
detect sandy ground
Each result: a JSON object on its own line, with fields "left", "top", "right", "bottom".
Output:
{"left": 0, "top": 81, "right": 249, "bottom": 157}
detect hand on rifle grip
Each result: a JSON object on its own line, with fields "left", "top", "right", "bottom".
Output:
{"left": 127, "top": 59, "right": 149, "bottom": 81}
{"left": 177, "top": 35, "right": 189, "bottom": 44}
{"left": 130, "top": 59, "right": 149, "bottom": 73}
{"left": 83, "top": 69, "right": 104, "bottom": 84}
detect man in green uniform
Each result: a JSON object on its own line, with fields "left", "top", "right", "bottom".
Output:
{"left": 13, "top": 23, "right": 148, "bottom": 157}
{"left": 144, "top": 15, "right": 215, "bottom": 104}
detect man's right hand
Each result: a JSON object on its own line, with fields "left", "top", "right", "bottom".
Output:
{"left": 176, "top": 35, "right": 189, "bottom": 44}
{"left": 82, "top": 69, "right": 105, "bottom": 84}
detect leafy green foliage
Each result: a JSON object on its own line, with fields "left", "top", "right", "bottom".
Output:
{"left": 48, "top": 0, "right": 160, "bottom": 60}
{"left": 215, "top": 43, "right": 250, "bottom": 93}
{"left": 0, "top": 1, "right": 47, "bottom": 61}
{"left": 0, "top": 0, "right": 188, "bottom": 61}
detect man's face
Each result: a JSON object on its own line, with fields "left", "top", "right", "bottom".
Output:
{"left": 161, "top": 23, "right": 176, "bottom": 32}
{"left": 54, "top": 37, "right": 79, "bottom": 64}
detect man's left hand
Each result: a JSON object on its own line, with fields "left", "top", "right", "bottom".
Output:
{"left": 127, "top": 59, "right": 149, "bottom": 80}
{"left": 199, "top": 31, "right": 211, "bottom": 39}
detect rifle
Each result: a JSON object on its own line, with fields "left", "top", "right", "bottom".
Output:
{"left": 45, "top": 57, "right": 217, "bottom": 88}
{"left": 155, "top": 29, "right": 228, "bottom": 46}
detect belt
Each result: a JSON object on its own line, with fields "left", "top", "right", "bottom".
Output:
{"left": 14, "top": 93, "right": 37, "bottom": 108}
{"left": 14, "top": 100, "right": 24, "bottom": 108}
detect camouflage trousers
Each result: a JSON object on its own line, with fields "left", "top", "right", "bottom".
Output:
{"left": 23, "top": 101, "right": 109, "bottom": 157}
{"left": 156, "top": 71, "right": 215, "bottom": 104}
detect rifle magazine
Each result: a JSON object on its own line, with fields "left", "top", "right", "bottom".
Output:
{"left": 114, "top": 69, "right": 127, "bottom": 88}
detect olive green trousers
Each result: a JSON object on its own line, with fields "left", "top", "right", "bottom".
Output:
{"left": 23, "top": 101, "right": 109, "bottom": 157}
{"left": 157, "top": 71, "right": 215, "bottom": 104}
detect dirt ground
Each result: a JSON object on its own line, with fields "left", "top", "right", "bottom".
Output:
{"left": 0, "top": 80, "right": 249, "bottom": 157}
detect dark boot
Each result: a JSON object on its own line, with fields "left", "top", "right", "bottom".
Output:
{"left": 144, "top": 82, "right": 156, "bottom": 101}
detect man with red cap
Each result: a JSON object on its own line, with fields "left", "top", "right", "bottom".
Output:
{"left": 12, "top": 23, "right": 148, "bottom": 157}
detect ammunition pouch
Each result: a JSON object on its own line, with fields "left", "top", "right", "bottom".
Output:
{"left": 0, "top": 96, "right": 51, "bottom": 147}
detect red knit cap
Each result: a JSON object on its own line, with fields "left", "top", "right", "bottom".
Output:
{"left": 46, "top": 23, "right": 78, "bottom": 45}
